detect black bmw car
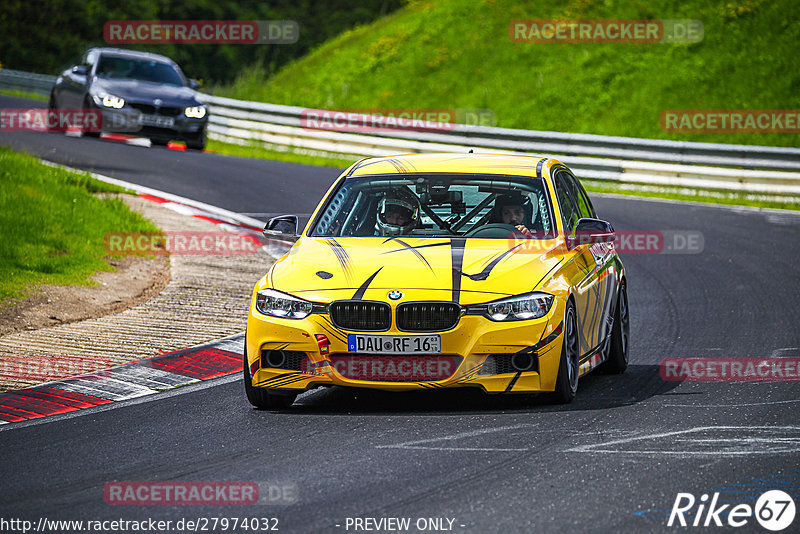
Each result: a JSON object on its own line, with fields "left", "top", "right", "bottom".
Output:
{"left": 49, "top": 48, "right": 208, "bottom": 149}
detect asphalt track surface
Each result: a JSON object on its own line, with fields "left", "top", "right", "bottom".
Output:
{"left": 2, "top": 95, "right": 800, "bottom": 533}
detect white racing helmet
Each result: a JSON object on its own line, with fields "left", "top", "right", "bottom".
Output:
{"left": 375, "top": 190, "right": 420, "bottom": 236}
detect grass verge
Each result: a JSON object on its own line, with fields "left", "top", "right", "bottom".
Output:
{"left": 0, "top": 146, "right": 162, "bottom": 304}
{"left": 216, "top": 0, "right": 800, "bottom": 148}
{"left": 0, "top": 89, "right": 48, "bottom": 101}
{"left": 206, "top": 138, "right": 352, "bottom": 169}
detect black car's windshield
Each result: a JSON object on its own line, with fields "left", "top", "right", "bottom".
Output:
{"left": 310, "top": 174, "right": 556, "bottom": 239}
{"left": 96, "top": 56, "right": 185, "bottom": 87}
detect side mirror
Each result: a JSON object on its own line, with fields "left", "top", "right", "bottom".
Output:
{"left": 72, "top": 65, "right": 90, "bottom": 76}
{"left": 188, "top": 79, "right": 201, "bottom": 90}
{"left": 567, "top": 218, "right": 615, "bottom": 249}
{"left": 264, "top": 215, "right": 299, "bottom": 236}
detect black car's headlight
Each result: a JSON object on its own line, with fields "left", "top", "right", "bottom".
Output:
{"left": 467, "top": 292, "right": 554, "bottom": 321}
{"left": 255, "top": 289, "right": 313, "bottom": 319}
{"left": 184, "top": 106, "right": 207, "bottom": 118}
{"left": 99, "top": 94, "right": 125, "bottom": 109}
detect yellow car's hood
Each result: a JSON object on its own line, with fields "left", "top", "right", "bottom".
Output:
{"left": 270, "top": 237, "right": 563, "bottom": 305}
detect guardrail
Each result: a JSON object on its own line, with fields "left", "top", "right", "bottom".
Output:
{"left": 3, "top": 67, "right": 799, "bottom": 199}
{"left": 0, "top": 68, "right": 56, "bottom": 97}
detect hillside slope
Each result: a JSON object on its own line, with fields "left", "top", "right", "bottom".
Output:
{"left": 219, "top": 0, "right": 800, "bottom": 147}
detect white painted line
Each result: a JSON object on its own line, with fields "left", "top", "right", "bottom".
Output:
{"left": 567, "top": 426, "right": 800, "bottom": 456}
{"left": 101, "top": 365, "right": 199, "bottom": 390}
{"left": 54, "top": 377, "right": 155, "bottom": 401}
{"left": 0, "top": 373, "right": 242, "bottom": 433}
{"left": 665, "top": 399, "right": 800, "bottom": 408}
{"left": 385, "top": 446, "right": 529, "bottom": 452}
{"left": 210, "top": 333, "right": 245, "bottom": 354}
{"left": 376, "top": 423, "right": 536, "bottom": 450}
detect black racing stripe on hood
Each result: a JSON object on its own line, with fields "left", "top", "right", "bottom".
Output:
{"left": 381, "top": 238, "right": 437, "bottom": 272}
{"left": 461, "top": 243, "right": 524, "bottom": 281}
{"left": 352, "top": 267, "right": 384, "bottom": 300}
{"left": 450, "top": 238, "right": 467, "bottom": 303}
{"left": 324, "top": 238, "right": 353, "bottom": 283}
{"left": 531, "top": 258, "right": 562, "bottom": 291}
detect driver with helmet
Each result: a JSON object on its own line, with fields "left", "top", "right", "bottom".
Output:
{"left": 375, "top": 189, "right": 421, "bottom": 236}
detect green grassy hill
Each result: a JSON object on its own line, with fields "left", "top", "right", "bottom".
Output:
{"left": 218, "top": 0, "right": 800, "bottom": 147}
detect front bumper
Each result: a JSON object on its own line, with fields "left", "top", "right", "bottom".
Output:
{"left": 245, "top": 299, "right": 566, "bottom": 394}
{"left": 96, "top": 107, "right": 207, "bottom": 140}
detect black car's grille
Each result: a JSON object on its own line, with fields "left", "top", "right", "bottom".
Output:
{"left": 330, "top": 301, "right": 391, "bottom": 331}
{"left": 396, "top": 302, "right": 461, "bottom": 331}
{"left": 130, "top": 103, "right": 183, "bottom": 116}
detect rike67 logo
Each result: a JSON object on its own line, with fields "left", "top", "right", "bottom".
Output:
{"left": 668, "top": 490, "right": 795, "bottom": 531}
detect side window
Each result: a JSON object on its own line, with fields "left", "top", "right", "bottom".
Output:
{"left": 559, "top": 170, "right": 593, "bottom": 220}
{"left": 81, "top": 50, "right": 99, "bottom": 67}
{"left": 554, "top": 173, "right": 580, "bottom": 234}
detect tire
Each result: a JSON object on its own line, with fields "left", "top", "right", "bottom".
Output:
{"left": 551, "top": 301, "right": 580, "bottom": 403}
{"left": 47, "top": 93, "right": 59, "bottom": 132}
{"left": 81, "top": 98, "right": 101, "bottom": 137}
{"left": 150, "top": 138, "right": 170, "bottom": 147}
{"left": 599, "top": 280, "right": 629, "bottom": 374}
{"left": 185, "top": 129, "right": 206, "bottom": 151}
{"left": 243, "top": 340, "right": 297, "bottom": 410}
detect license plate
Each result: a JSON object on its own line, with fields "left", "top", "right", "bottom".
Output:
{"left": 140, "top": 114, "right": 174, "bottom": 128}
{"left": 347, "top": 334, "right": 441, "bottom": 354}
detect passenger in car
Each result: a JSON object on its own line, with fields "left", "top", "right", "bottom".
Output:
{"left": 494, "top": 193, "right": 535, "bottom": 238}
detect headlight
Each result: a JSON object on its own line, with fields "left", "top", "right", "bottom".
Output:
{"left": 472, "top": 292, "right": 554, "bottom": 321}
{"left": 184, "top": 106, "right": 206, "bottom": 118}
{"left": 101, "top": 94, "right": 125, "bottom": 109}
{"left": 255, "top": 289, "right": 313, "bottom": 319}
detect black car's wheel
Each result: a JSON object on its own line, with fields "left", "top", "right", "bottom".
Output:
{"left": 185, "top": 129, "right": 206, "bottom": 151}
{"left": 551, "top": 301, "right": 579, "bottom": 403}
{"left": 599, "top": 280, "right": 629, "bottom": 374}
{"left": 243, "top": 340, "right": 297, "bottom": 410}
{"left": 47, "top": 93, "right": 59, "bottom": 132}
{"left": 81, "top": 97, "right": 101, "bottom": 137}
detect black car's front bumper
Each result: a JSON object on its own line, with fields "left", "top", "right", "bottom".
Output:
{"left": 96, "top": 107, "right": 207, "bottom": 142}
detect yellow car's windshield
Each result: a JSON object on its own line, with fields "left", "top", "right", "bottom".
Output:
{"left": 309, "top": 173, "right": 555, "bottom": 239}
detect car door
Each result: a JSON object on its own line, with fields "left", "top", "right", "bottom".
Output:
{"left": 559, "top": 169, "right": 616, "bottom": 355}
{"left": 553, "top": 168, "right": 610, "bottom": 358}
{"left": 61, "top": 50, "right": 97, "bottom": 108}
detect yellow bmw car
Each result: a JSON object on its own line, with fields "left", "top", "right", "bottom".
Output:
{"left": 244, "top": 153, "right": 628, "bottom": 408}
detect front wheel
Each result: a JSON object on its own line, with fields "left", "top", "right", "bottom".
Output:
{"left": 243, "top": 340, "right": 297, "bottom": 409}
{"left": 81, "top": 97, "right": 101, "bottom": 137}
{"left": 599, "top": 280, "right": 629, "bottom": 374}
{"left": 185, "top": 129, "right": 206, "bottom": 151}
{"left": 551, "top": 301, "right": 579, "bottom": 403}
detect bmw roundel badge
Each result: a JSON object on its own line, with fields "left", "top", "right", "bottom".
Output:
{"left": 388, "top": 290, "right": 403, "bottom": 300}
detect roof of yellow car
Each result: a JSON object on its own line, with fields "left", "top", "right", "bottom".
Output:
{"left": 348, "top": 153, "right": 561, "bottom": 177}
